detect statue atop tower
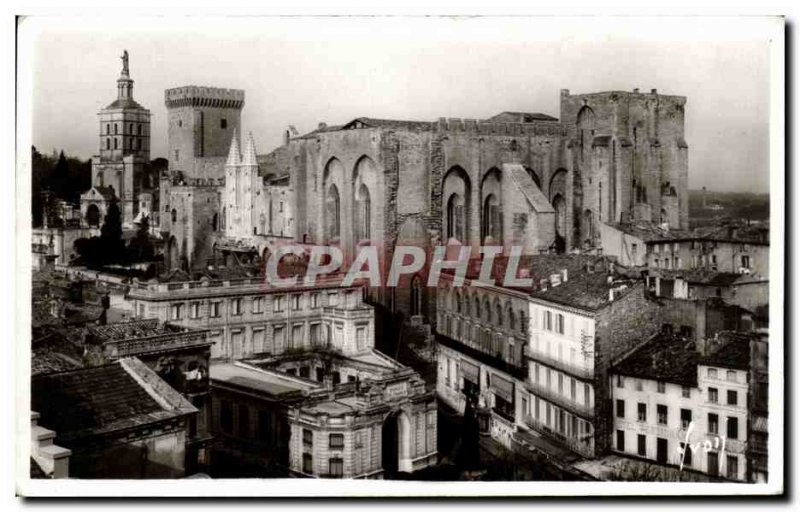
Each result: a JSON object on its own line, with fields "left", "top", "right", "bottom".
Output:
{"left": 121, "top": 49, "right": 129, "bottom": 77}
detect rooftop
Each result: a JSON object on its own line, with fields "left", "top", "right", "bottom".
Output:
{"left": 210, "top": 362, "right": 317, "bottom": 397}
{"left": 32, "top": 359, "right": 196, "bottom": 442}
{"left": 87, "top": 318, "right": 185, "bottom": 342}
{"left": 103, "top": 98, "right": 148, "bottom": 111}
{"left": 612, "top": 332, "right": 699, "bottom": 387}
{"left": 649, "top": 268, "right": 761, "bottom": 286}
{"left": 700, "top": 332, "right": 753, "bottom": 371}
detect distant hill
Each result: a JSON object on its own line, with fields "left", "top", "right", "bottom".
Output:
{"left": 688, "top": 189, "right": 770, "bottom": 228}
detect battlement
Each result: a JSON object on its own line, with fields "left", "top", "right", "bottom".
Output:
{"left": 561, "top": 88, "right": 687, "bottom": 106}
{"left": 436, "top": 117, "right": 566, "bottom": 137}
{"left": 165, "top": 86, "right": 245, "bottom": 109}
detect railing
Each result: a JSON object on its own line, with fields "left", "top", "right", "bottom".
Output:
{"left": 524, "top": 380, "right": 594, "bottom": 419}
{"left": 522, "top": 414, "right": 595, "bottom": 458}
{"left": 523, "top": 346, "right": 595, "bottom": 381}
{"left": 103, "top": 332, "right": 210, "bottom": 358}
{"left": 128, "top": 274, "right": 347, "bottom": 295}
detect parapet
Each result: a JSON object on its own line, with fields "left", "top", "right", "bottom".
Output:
{"left": 436, "top": 117, "right": 566, "bottom": 137}
{"left": 165, "top": 86, "right": 245, "bottom": 109}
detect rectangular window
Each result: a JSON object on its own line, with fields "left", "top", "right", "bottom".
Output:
{"left": 726, "top": 370, "right": 737, "bottom": 382}
{"left": 727, "top": 390, "right": 738, "bottom": 406}
{"left": 727, "top": 417, "right": 738, "bottom": 440}
{"left": 328, "top": 458, "right": 343, "bottom": 478}
{"left": 682, "top": 386, "right": 691, "bottom": 398}
{"left": 616, "top": 375, "right": 624, "bottom": 388}
{"left": 329, "top": 433, "right": 344, "bottom": 449}
{"left": 708, "top": 368, "right": 718, "bottom": 379}
{"left": 638, "top": 434, "right": 646, "bottom": 456}
{"left": 708, "top": 452, "right": 719, "bottom": 477}
{"left": 303, "top": 428, "right": 313, "bottom": 447}
{"left": 302, "top": 453, "right": 313, "bottom": 474}
{"left": 709, "top": 387, "right": 718, "bottom": 403}
{"left": 274, "top": 295, "right": 284, "bottom": 312}
{"left": 657, "top": 381, "right": 666, "bottom": 393}
{"left": 570, "top": 379, "right": 576, "bottom": 401}
{"left": 327, "top": 292, "right": 339, "bottom": 306}
{"left": 231, "top": 298, "right": 242, "bottom": 316}
{"left": 210, "top": 301, "right": 221, "bottom": 318}
{"left": 657, "top": 405, "right": 668, "bottom": 425}
{"left": 171, "top": 303, "right": 183, "bottom": 320}
{"left": 220, "top": 118, "right": 228, "bottom": 129}
{"left": 616, "top": 430, "right": 625, "bottom": 451}
{"left": 635, "top": 379, "right": 643, "bottom": 391}
{"left": 292, "top": 294, "right": 301, "bottom": 310}
{"left": 311, "top": 293, "right": 320, "bottom": 308}
{"left": 680, "top": 442, "right": 693, "bottom": 467}
{"left": 708, "top": 413, "right": 719, "bottom": 434}
{"left": 556, "top": 314, "right": 565, "bottom": 334}
{"left": 681, "top": 408, "right": 692, "bottom": 429}
{"left": 189, "top": 301, "right": 201, "bottom": 319}
{"left": 637, "top": 403, "right": 647, "bottom": 422}
{"left": 616, "top": 399, "right": 625, "bottom": 419}
{"left": 252, "top": 297, "right": 263, "bottom": 314}
{"left": 726, "top": 455, "right": 738, "bottom": 480}
{"left": 356, "top": 326, "right": 367, "bottom": 350}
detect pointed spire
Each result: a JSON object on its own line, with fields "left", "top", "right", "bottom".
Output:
{"left": 226, "top": 129, "right": 241, "bottom": 166}
{"left": 242, "top": 132, "right": 258, "bottom": 167}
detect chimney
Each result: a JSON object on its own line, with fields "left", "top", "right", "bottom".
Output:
{"left": 633, "top": 88, "right": 640, "bottom": 93}
{"left": 549, "top": 273, "right": 562, "bottom": 287}
{"left": 651, "top": 88, "right": 658, "bottom": 94}
{"left": 283, "top": 130, "right": 290, "bottom": 146}
{"left": 608, "top": 288, "right": 615, "bottom": 302}
{"left": 561, "top": 268, "right": 568, "bottom": 282}
{"left": 539, "top": 278, "right": 549, "bottom": 291}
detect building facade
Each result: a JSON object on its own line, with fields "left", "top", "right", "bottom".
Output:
{"left": 610, "top": 332, "right": 751, "bottom": 481}
{"left": 127, "top": 275, "right": 373, "bottom": 361}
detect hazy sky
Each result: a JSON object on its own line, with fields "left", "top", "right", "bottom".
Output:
{"left": 24, "top": 17, "right": 776, "bottom": 193}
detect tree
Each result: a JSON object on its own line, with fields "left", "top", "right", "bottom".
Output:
{"left": 128, "top": 215, "right": 154, "bottom": 262}
{"left": 100, "top": 198, "right": 125, "bottom": 264}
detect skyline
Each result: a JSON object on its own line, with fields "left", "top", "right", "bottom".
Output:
{"left": 26, "top": 17, "right": 773, "bottom": 193}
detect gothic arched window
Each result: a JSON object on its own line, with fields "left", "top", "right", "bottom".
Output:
{"left": 355, "top": 183, "right": 371, "bottom": 242}
{"left": 446, "top": 193, "right": 465, "bottom": 242}
{"left": 325, "top": 184, "right": 341, "bottom": 240}
{"left": 482, "top": 193, "right": 501, "bottom": 242}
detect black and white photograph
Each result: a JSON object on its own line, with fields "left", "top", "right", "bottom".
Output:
{"left": 12, "top": 13, "right": 785, "bottom": 498}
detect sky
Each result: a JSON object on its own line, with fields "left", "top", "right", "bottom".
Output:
{"left": 23, "top": 16, "right": 776, "bottom": 193}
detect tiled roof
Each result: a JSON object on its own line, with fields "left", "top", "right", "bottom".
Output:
{"left": 104, "top": 98, "right": 147, "bottom": 111}
{"left": 650, "top": 269, "right": 750, "bottom": 286}
{"left": 88, "top": 319, "right": 181, "bottom": 342}
{"left": 700, "top": 332, "right": 752, "bottom": 371}
{"left": 32, "top": 351, "right": 82, "bottom": 376}
{"left": 612, "top": 332, "right": 699, "bottom": 387}
{"left": 341, "top": 117, "right": 434, "bottom": 132}
{"left": 31, "top": 361, "right": 192, "bottom": 441}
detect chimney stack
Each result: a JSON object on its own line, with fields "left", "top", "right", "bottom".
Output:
{"left": 561, "top": 268, "right": 568, "bottom": 282}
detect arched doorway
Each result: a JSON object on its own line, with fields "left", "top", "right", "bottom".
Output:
{"left": 86, "top": 204, "right": 101, "bottom": 227}
{"left": 382, "top": 410, "right": 413, "bottom": 478}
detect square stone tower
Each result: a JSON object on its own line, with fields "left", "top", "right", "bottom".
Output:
{"left": 164, "top": 86, "right": 245, "bottom": 180}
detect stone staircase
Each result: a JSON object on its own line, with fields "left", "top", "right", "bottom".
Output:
{"left": 30, "top": 411, "right": 71, "bottom": 479}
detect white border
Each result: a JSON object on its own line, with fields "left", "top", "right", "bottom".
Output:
{"left": 12, "top": 13, "right": 786, "bottom": 498}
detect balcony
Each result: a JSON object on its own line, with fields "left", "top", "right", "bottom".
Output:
{"left": 522, "top": 414, "right": 594, "bottom": 459}
{"left": 524, "top": 346, "right": 594, "bottom": 381}
{"left": 524, "top": 380, "right": 594, "bottom": 420}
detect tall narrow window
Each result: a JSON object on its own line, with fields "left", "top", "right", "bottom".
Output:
{"left": 325, "top": 184, "right": 341, "bottom": 240}
{"left": 355, "top": 183, "right": 371, "bottom": 241}
{"left": 447, "top": 193, "right": 465, "bottom": 242}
